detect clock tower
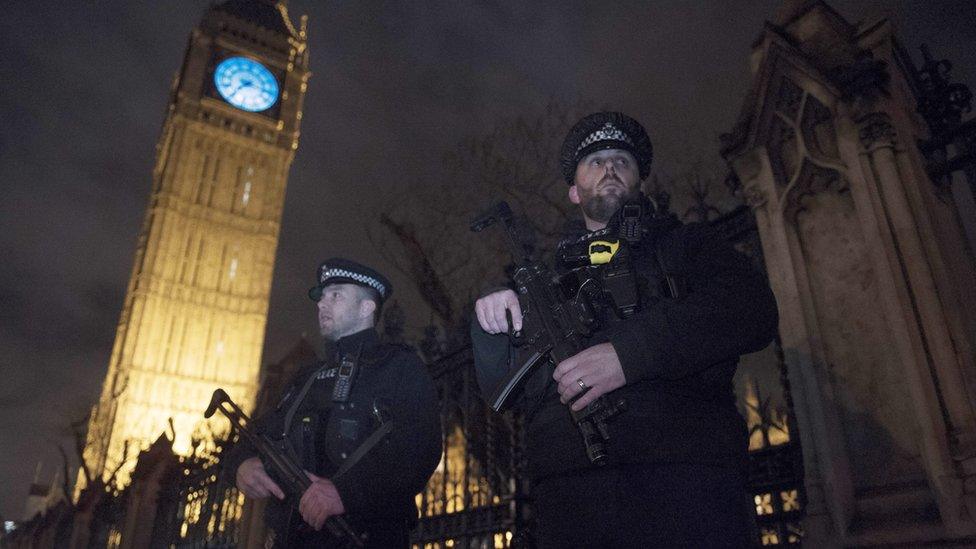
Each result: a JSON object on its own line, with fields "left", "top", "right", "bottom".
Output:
{"left": 82, "top": 0, "right": 309, "bottom": 483}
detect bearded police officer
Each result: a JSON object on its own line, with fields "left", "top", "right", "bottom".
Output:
{"left": 471, "top": 112, "right": 778, "bottom": 547}
{"left": 228, "top": 258, "right": 441, "bottom": 548}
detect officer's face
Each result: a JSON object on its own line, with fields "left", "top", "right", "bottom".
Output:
{"left": 317, "top": 283, "right": 370, "bottom": 341}
{"left": 569, "top": 149, "right": 640, "bottom": 226}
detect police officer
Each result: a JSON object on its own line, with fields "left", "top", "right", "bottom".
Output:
{"left": 472, "top": 112, "right": 779, "bottom": 547}
{"left": 229, "top": 258, "right": 442, "bottom": 548}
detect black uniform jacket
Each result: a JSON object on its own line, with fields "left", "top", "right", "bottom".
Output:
{"left": 225, "top": 328, "right": 442, "bottom": 532}
{"left": 471, "top": 213, "right": 779, "bottom": 481}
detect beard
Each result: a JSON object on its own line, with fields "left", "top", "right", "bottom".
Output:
{"left": 319, "top": 320, "right": 336, "bottom": 341}
{"left": 318, "top": 313, "right": 343, "bottom": 342}
{"left": 580, "top": 178, "right": 639, "bottom": 223}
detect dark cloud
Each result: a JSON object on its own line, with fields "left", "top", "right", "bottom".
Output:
{"left": 1, "top": 0, "right": 974, "bottom": 519}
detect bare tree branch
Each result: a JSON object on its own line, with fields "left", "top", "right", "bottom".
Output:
{"left": 57, "top": 444, "right": 74, "bottom": 508}
{"left": 106, "top": 440, "right": 131, "bottom": 490}
{"left": 70, "top": 411, "right": 94, "bottom": 488}
{"left": 366, "top": 98, "right": 599, "bottom": 344}
{"left": 378, "top": 213, "right": 457, "bottom": 327}
{"left": 683, "top": 171, "right": 722, "bottom": 222}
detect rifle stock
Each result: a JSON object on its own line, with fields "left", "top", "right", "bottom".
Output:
{"left": 489, "top": 347, "right": 549, "bottom": 412}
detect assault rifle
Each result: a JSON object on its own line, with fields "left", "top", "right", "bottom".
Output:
{"left": 205, "top": 389, "right": 367, "bottom": 548}
{"left": 470, "top": 201, "right": 626, "bottom": 465}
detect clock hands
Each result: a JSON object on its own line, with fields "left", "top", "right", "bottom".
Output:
{"left": 227, "top": 78, "right": 255, "bottom": 99}
{"left": 214, "top": 57, "right": 278, "bottom": 111}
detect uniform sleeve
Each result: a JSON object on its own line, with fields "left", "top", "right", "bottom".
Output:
{"left": 603, "top": 223, "right": 779, "bottom": 383}
{"left": 331, "top": 350, "right": 442, "bottom": 517}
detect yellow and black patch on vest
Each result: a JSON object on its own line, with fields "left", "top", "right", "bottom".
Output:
{"left": 588, "top": 240, "right": 620, "bottom": 264}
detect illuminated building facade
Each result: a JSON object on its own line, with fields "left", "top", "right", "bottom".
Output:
{"left": 82, "top": 0, "right": 309, "bottom": 484}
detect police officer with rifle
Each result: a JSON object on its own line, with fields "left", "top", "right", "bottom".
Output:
{"left": 471, "top": 112, "right": 779, "bottom": 547}
{"left": 224, "top": 258, "right": 442, "bottom": 548}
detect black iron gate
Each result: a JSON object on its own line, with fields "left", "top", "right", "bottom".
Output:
{"left": 413, "top": 347, "right": 527, "bottom": 548}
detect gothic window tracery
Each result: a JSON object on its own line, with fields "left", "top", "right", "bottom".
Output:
{"left": 801, "top": 96, "right": 839, "bottom": 161}
{"left": 764, "top": 76, "right": 844, "bottom": 215}
{"left": 769, "top": 116, "right": 799, "bottom": 189}
{"left": 776, "top": 78, "right": 804, "bottom": 120}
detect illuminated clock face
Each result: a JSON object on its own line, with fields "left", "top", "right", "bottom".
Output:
{"left": 213, "top": 57, "right": 279, "bottom": 112}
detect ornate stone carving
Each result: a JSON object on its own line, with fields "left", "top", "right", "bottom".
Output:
{"left": 831, "top": 54, "right": 891, "bottom": 105}
{"left": 769, "top": 115, "right": 799, "bottom": 189}
{"left": 726, "top": 152, "right": 769, "bottom": 211}
{"left": 775, "top": 77, "right": 805, "bottom": 119}
{"left": 857, "top": 111, "right": 897, "bottom": 149}
{"left": 802, "top": 95, "right": 840, "bottom": 160}
{"left": 764, "top": 77, "right": 842, "bottom": 190}
{"left": 785, "top": 162, "right": 847, "bottom": 224}
{"left": 742, "top": 183, "right": 770, "bottom": 209}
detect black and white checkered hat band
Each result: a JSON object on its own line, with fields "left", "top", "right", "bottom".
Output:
{"left": 321, "top": 268, "right": 387, "bottom": 297}
{"left": 575, "top": 122, "right": 635, "bottom": 156}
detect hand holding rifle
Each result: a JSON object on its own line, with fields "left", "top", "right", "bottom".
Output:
{"left": 471, "top": 201, "right": 626, "bottom": 465}
{"left": 205, "top": 389, "right": 365, "bottom": 547}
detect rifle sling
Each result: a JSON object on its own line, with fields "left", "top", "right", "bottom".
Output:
{"left": 280, "top": 361, "right": 394, "bottom": 483}
{"left": 281, "top": 363, "right": 329, "bottom": 438}
{"left": 333, "top": 420, "right": 395, "bottom": 480}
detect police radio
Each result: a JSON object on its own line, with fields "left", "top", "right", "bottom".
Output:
{"left": 332, "top": 345, "right": 362, "bottom": 403}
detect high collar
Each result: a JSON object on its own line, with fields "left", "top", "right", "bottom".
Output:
{"left": 327, "top": 327, "right": 380, "bottom": 360}
{"left": 558, "top": 192, "right": 679, "bottom": 246}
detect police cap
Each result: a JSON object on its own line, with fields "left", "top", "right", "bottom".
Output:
{"left": 559, "top": 112, "right": 653, "bottom": 184}
{"left": 308, "top": 258, "right": 392, "bottom": 304}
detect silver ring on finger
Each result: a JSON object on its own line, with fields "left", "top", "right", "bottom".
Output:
{"left": 577, "top": 378, "right": 587, "bottom": 391}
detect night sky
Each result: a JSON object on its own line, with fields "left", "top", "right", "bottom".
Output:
{"left": 1, "top": 0, "right": 974, "bottom": 519}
